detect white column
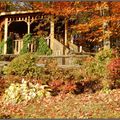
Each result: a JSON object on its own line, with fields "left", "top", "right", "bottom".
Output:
{"left": 50, "top": 15, "right": 54, "bottom": 51}
{"left": 71, "top": 35, "right": 74, "bottom": 44}
{"left": 27, "top": 16, "right": 30, "bottom": 34}
{"left": 65, "top": 18, "right": 68, "bottom": 46}
{"left": 4, "top": 18, "right": 8, "bottom": 54}
{"left": 79, "top": 46, "right": 82, "bottom": 53}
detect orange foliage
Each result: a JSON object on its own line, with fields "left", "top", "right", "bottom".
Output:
{"left": 32, "top": 2, "right": 91, "bottom": 16}
{"left": 0, "top": 2, "right": 120, "bottom": 43}
{"left": 72, "top": 2, "right": 120, "bottom": 42}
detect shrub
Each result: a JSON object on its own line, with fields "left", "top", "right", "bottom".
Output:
{"left": 84, "top": 49, "right": 116, "bottom": 78}
{"left": 107, "top": 58, "right": 120, "bottom": 80}
{"left": 3, "top": 53, "right": 42, "bottom": 78}
{"left": 49, "top": 79, "right": 76, "bottom": 95}
{"left": 7, "top": 37, "right": 13, "bottom": 54}
{"left": 20, "top": 34, "right": 33, "bottom": 54}
{"left": 95, "top": 48, "right": 114, "bottom": 63}
{"left": 86, "top": 60, "right": 107, "bottom": 78}
{"left": 82, "top": 49, "right": 117, "bottom": 91}
{"left": 3, "top": 79, "right": 51, "bottom": 104}
{"left": 0, "top": 40, "right": 4, "bottom": 54}
{"left": 39, "top": 59, "right": 59, "bottom": 84}
{"left": 36, "top": 37, "right": 52, "bottom": 55}
{"left": 0, "top": 37, "right": 15, "bottom": 54}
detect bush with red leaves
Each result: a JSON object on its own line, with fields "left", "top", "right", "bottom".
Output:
{"left": 49, "top": 80, "right": 76, "bottom": 95}
{"left": 107, "top": 58, "right": 120, "bottom": 80}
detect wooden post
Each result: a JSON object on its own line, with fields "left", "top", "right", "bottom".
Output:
{"left": 50, "top": 15, "right": 54, "bottom": 51}
{"left": 4, "top": 18, "right": 8, "bottom": 54}
{"left": 71, "top": 35, "right": 74, "bottom": 44}
{"left": 65, "top": 18, "right": 68, "bottom": 46}
{"left": 14, "top": 40, "right": 17, "bottom": 54}
{"left": 27, "top": 16, "right": 30, "bottom": 34}
{"left": 80, "top": 46, "right": 82, "bottom": 53}
{"left": 18, "top": 40, "right": 21, "bottom": 54}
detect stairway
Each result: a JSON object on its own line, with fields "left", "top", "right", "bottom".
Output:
{"left": 45, "top": 37, "right": 79, "bottom": 55}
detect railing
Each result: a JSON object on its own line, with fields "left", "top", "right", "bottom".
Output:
{"left": 13, "top": 39, "right": 37, "bottom": 54}
{"left": 45, "top": 36, "right": 50, "bottom": 47}
{"left": 28, "top": 40, "right": 37, "bottom": 52}
{"left": 13, "top": 39, "right": 23, "bottom": 54}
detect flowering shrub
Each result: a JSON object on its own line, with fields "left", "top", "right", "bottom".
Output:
{"left": 3, "top": 79, "right": 51, "bottom": 104}
{"left": 107, "top": 58, "right": 120, "bottom": 80}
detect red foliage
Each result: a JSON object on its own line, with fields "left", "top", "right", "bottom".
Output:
{"left": 107, "top": 58, "right": 120, "bottom": 80}
{"left": 49, "top": 80, "right": 63, "bottom": 90}
{"left": 62, "top": 81, "right": 76, "bottom": 94}
{"left": 49, "top": 80, "right": 76, "bottom": 94}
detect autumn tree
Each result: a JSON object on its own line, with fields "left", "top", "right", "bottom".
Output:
{"left": 72, "top": 2, "right": 120, "bottom": 51}
{"left": 31, "top": 2, "right": 94, "bottom": 49}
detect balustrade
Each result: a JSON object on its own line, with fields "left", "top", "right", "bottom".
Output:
{"left": 13, "top": 39, "right": 37, "bottom": 54}
{"left": 13, "top": 39, "right": 23, "bottom": 54}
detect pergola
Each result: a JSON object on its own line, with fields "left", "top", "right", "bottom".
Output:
{"left": 0, "top": 10, "right": 72, "bottom": 55}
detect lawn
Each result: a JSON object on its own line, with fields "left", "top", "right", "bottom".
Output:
{"left": 0, "top": 89, "right": 120, "bottom": 118}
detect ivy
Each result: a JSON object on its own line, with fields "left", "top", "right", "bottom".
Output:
{"left": 0, "top": 37, "right": 13, "bottom": 54}
{"left": 7, "top": 37, "right": 13, "bottom": 54}
{"left": 36, "top": 37, "right": 52, "bottom": 55}
{"left": 20, "top": 34, "right": 33, "bottom": 54}
{"left": 0, "top": 40, "right": 4, "bottom": 54}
